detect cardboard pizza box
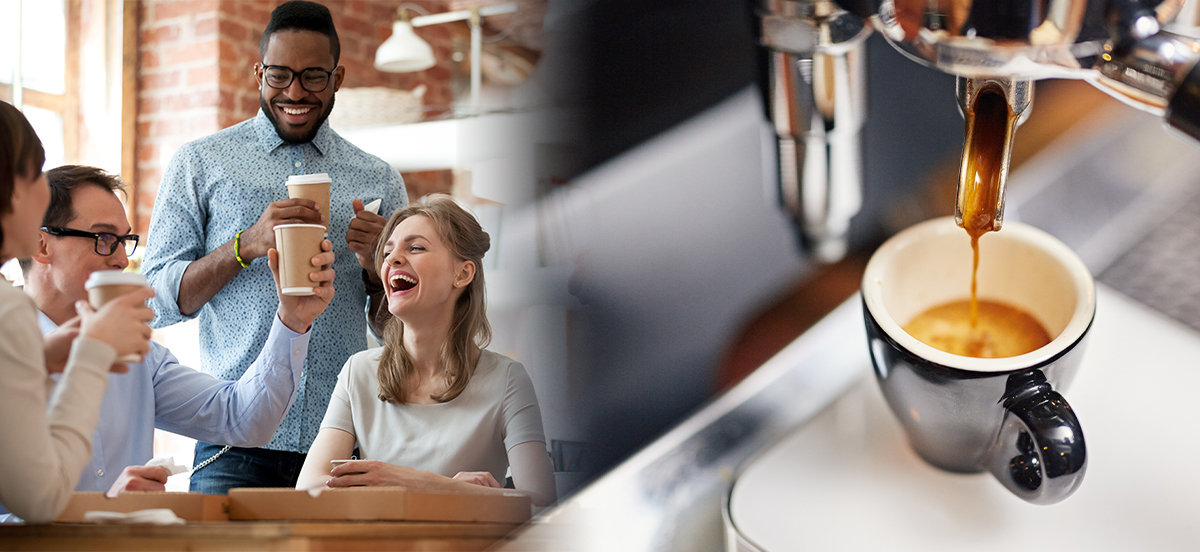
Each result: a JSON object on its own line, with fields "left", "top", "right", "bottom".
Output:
{"left": 56, "top": 492, "right": 230, "bottom": 522}
{"left": 227, "top": 487, "right": 531, "bottom": 524}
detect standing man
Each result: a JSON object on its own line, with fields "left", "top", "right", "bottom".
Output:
{"left": 1, "top": 164, "right": 333, "bottom": 523}
{"left": 143, "top": 1, "right": 406, "bottom": 494}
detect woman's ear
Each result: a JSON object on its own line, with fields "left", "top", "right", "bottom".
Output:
{"left": 454, "top": 260, "right": 476, "bottom": 288}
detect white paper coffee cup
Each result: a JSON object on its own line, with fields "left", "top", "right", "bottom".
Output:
{"left": 84, "top": 270, "right": 150, "bottom": 363}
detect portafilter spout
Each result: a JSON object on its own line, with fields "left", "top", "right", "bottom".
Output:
{"left": 955, "top": 78, "right": 1033, "bottom": 234}
{"left": 760, "top": 0, "right": 871, "bottom": 262}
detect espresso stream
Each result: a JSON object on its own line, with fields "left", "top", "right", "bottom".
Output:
{"left": 904, "top": 87, "right": 1051, "bottom": 359}
{"left": 961, "top": 88, "right": 1012, "bottom": 328}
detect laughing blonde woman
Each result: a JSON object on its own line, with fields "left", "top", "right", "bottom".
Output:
{"left": 296, "top": 194, "right": 555, "bottom": 507}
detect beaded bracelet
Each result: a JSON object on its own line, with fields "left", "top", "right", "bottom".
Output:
{"left": 234, "top": 230, "right": 251, "bottom": 268}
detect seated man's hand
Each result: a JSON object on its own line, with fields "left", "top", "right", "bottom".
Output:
{"left": 105, "top": 465, "right": 171, "bottom": 497}
{"left": 269, "top": 239, "right": 335, "bottom": 333}
{"left": 453, "top": 471, "right": 501, "bottom": 488}
{"left": 43, "top": 317, "right": 80, "bottom": 374}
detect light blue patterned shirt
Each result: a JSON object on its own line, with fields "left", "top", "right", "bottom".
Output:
{"left": 142, "top": 111, "right": 406, "bottom": 453}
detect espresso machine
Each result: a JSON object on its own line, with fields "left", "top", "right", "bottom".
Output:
{"left": 762, "top": 0, "right": 1200, "bottom": 260}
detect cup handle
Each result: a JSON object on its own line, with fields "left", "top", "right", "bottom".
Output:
{"left": 987, "top": 370, "right": 1087, "bottom": 505}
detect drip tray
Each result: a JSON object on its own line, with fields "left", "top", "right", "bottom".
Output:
{"left": 1099, "top": 186, "right": 1200, "bottom": 332}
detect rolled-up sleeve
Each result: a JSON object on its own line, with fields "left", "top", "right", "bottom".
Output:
{"left": 142, "top": 145, "right": 209, "bottom": 329}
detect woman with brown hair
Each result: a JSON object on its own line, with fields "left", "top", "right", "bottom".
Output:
{"left": 296, "top": 194, "right": 555, "bottom": 507}
{"left": 0, "top": 102, "right": 154, "bottom": 522}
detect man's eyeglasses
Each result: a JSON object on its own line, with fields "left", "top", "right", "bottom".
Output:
{"left": 257, "top": 63, "right": 338, "bottom": 93}
{"left": 41, "top": 227, "right": 139, "bottom": 257}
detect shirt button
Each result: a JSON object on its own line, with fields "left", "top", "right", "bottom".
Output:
{"left": 97, "top": 469, "right": 104, "bottom": 477}
{"left": 294, "top": 161, "right": 302, "bottom": 168}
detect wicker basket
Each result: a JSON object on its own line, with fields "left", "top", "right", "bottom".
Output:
{"left": 328, "top": 85, "right": 426, "bottom": 128}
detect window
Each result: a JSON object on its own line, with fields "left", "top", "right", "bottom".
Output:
{"left": 1, "top": 0, "right": 69, "bottom": 169}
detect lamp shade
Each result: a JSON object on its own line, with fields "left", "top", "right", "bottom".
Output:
{"left": 375, "top": 21, "right": 436, "bottom": 73}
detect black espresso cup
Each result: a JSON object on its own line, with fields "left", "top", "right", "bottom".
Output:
{"left": 861, "top": 217, "right": 1096, "bottom": 505}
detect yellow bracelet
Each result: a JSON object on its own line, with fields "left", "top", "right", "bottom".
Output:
{"left": 234, "top": 230, "right": 251, "bottom": 268}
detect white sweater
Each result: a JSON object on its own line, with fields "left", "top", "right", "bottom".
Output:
{"left": 0, "top": 280, "right": 115, "bottom": 523}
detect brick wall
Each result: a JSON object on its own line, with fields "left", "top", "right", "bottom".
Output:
{"left": 134, "top": 0, "right": 458, "bottom": 234}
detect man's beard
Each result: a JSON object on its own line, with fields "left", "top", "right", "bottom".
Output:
{"left": 261, "top": 94, "right": 335, "bottom": 144}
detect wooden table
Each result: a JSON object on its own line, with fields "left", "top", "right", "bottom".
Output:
{"left": 0, "top": 520, "right": 522, "bottom": 551}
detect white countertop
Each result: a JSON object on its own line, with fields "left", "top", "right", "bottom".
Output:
{"left": 728, "top": 284, "right": 1200, "bottom": 551}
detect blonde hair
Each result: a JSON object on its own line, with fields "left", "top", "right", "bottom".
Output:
{"left": 373, "top": 194, "right": 492, "bottom": 403}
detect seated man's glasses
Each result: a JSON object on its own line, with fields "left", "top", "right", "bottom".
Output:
{"left": 257, "top": 63, "right": 338, "bottom": 93}
{"left": 41, "top": 227, "right": 140, "bottom": 257}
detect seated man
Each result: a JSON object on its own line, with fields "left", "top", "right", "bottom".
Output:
{"left": 0, "top": 165, "right": 334, "bottom": 520}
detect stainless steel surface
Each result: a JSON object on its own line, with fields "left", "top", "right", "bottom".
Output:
{"left": 1092, "top": 30, "right": 1200, "bottom": 113}
{"left": 873, "top": 0, "right": 1189, "bottom": 79}
{"left": 761, "top": 0, "right": 1200, "bottom": 262}
{"left": 762, "top": 0, "right": 870, "bottom": 261}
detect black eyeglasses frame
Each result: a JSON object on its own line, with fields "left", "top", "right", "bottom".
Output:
{"left": 40, "top": 226, "right": 140, "bottom": 257}
{"left": 257, "top": 63, "right": 339, "bottom": 93}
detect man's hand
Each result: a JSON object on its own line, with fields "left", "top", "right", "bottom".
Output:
{"left": 346, "top": 199, "right": 387, "bottom": 278}
{"left": 270, "top": 239, "right": 335, "bottom": 333}
{"left": 240, "top": 199, "right": 323, "bottom": 262}
{"left": 43, "top": 317, "right": 80, "bottom": 374}
{"left": 453, "top": 471, "right": 502, "bottom": 488}
{"left": 105, "top": 465, "right": 170, "bottom": 497}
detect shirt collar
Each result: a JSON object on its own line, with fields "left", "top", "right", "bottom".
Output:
{"left": 36, "top": 309, "right": 58, "bottom": 334}
{"left": 252, "top": 110, "right": 333, "bottom": 156}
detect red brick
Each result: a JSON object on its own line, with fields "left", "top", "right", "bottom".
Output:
{"left": 140, "top": 50, "right": 162, "bottom": 69}
{"left": 239, "top": 3, "right": 271, "bottom": 27}
{"left": 220, "top": 62, "right": 255, "bottom": 88}
{"left": 147, "top": 118, "right": 183, "bottom": 139}
{"left": 162, "top": 40, "right": 218, "bottom": 66}
{"left": 139, "top": 96, "right": 164, "bottom": 115}
{"left": 194, "top": 15, "right": 218, "bottom": 39}
{"left": 153, "top": 0, "right": 218, "bottom": 22}
{"left": 145, "top": 23, "right": 181, "bottom": 44}
{"left": 141, "top": 71, "right": 182, "bottom": 90}
{"left": 218, "top": 18, "right": 247, "bottom": 42}
{"left": 137, "top": 143, "right": 158, "bottom": 164}
{"left": 187, "top": 64, "right": 219, "bottom": 86}
{"left": 218, "top": 39, "right": 240, "bottom": 62}
{"left": 340, "top": 16, "right": 373, "bottom": 39}
{"left": 345, "top": 0, "right": 369, "bottom": 18}
{"left": 239, "top": 95, "right": 261, "bottom": 118}
{"left": 163, "top": 89, "right": 220, "bottom": 111}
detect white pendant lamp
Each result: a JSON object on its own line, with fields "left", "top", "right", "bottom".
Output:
{"left": 375, "top": 16, "right": 436, "bottom": 73}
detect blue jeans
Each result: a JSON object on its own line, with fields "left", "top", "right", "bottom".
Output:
{"left": 189, "top": 442, "right": 307, "bottom": 495}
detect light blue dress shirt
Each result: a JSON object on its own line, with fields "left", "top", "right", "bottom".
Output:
{"left": 142, "top": 112, "right": 406, "bottom": 453}
{"left": 0, "top": 311, "right": 309, "bottom": 522}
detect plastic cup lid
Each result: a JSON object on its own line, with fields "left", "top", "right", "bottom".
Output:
{"left": 273, "top": 223, "right": 328, "bottom": 230}
{"left": 286, "top": 173, "right": 331, "bottom": 185}
{"left": 85, "top": 270, "right": 148, "bottom": 289}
